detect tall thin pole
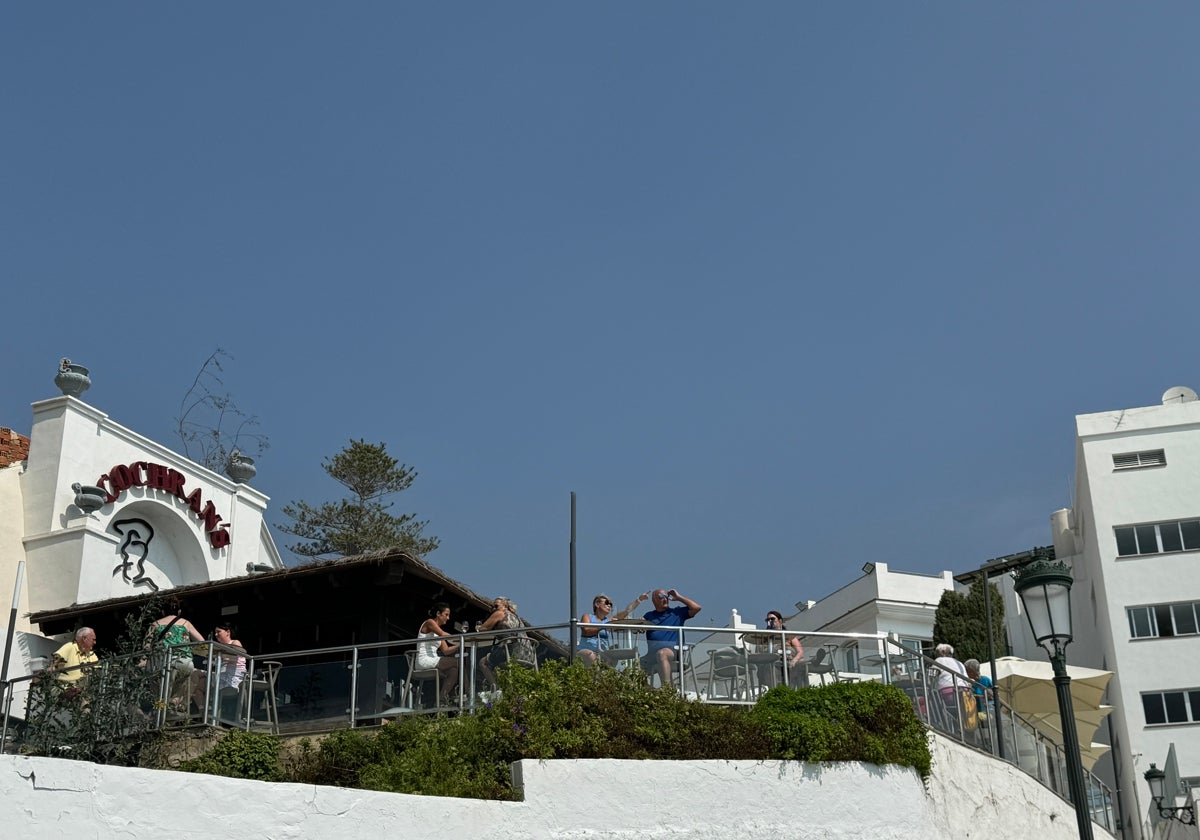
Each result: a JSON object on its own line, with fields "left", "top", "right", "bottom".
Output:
{"left": 981, "top": 573, "right": 1004, "bottom": 760}
{"left": 1052, "top": 646, "right": 1095, "bottom": 840}
{"left": 0, "top": 561, "right": 25, "bottom": 686}
{"left": 569, "top": 492, "right": 577, "bottom": 664}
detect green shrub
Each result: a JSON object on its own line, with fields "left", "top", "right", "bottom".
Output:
{"left": 178, "top": 729, "right": 282, "bottom": 781}
{"left": 281, "top": 661, "right": 770, "bottom": 798}
{"left": 193, "top": 664, "right": 930, "bottom": 798}
{"left": 288, "top": 728, "right": 383, "bottom": 787}
{"left": 489, "top": 661, "right": 770, "bottom": 760}
{"left": 748, "top": 682, "right": 931, "bottom": 778}
{"left": 358, "top": 714, "right": 516, "bottom": 800}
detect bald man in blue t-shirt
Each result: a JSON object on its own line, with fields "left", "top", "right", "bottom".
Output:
{"left": 641, "top": 588, "right": 702, "bottom": 687}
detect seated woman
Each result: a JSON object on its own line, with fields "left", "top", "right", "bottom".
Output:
{"left": 577, "top": 591, "right": 648, "bottom": 666}
{"left": 759, "top": 610, "right": 805, "bottom": 688}
{"left": 964, "top": 658, "right": 993, "bottom": 713}
{"left": 477, "top": 596, "right": 536, "bottom": 689}
{"left": 416, "top": 602, "right": 462, "bottom": 704}
{"left": 191, "top": 622, "right": 247, "bottom": 717}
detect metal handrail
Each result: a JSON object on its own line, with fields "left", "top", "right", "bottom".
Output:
{"left": 882, "top": 639, "right": 1115, "bottom": 834}
{"left": 0, "top": 621, "right": 1118, "bottom": 834}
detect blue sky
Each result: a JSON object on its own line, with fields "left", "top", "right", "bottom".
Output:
{"left": 4, "top": 5, "right": 1199, "bottom": 631}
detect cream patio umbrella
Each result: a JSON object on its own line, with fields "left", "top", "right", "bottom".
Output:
{"left": 991, "top": 656, "right": 1114, "bottom": 770}
{"left": 1023, "top": 705, "right": 1114, "bottom": 771}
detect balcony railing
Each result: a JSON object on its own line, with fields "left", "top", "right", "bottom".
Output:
{"left": 0, "top": 622, "right": 1114, "bottom": 833}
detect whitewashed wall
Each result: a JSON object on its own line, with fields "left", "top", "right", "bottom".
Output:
{"left": 0, "top": 735, "right": 1114, "bottom": 840}
{"left": 20, "top": 395, "right": 281, "bottom": 618}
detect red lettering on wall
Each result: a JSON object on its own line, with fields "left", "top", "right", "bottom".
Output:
{"left": 184, "top": 488, "right": 203, "bottom": 514}
{"left": 91, "top": 461, "right": 234, "bottom": 550}
{"left": 200, "top": 501, "right": 222, "bottom": 532}
{"left": 97, "top": 475, "right": 118, "bottom": 503}
{"left": 146, "top": 463, "right": 169, "bottom": 490}
{"left": 110, "top": 464, "right": 133, "bottom": 492}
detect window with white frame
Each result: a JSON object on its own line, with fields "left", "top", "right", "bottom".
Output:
{"left": 1115, "top": 519, "right": 1200, "bottom": 556}
{"left": 1142, "top": 689, "right": 1200, "bottom": 725}
{"left": 1128, "top": 602, "right": 1200, "bottom": 639}
{"left": 1113, "top": 449, "right": 1166, "bottom": 470}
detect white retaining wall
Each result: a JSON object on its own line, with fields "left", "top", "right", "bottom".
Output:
{"left": 0, "top": 735, "right": 1114, "bottom": 839}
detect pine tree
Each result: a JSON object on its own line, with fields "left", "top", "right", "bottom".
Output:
{"left": 279, "top": 439, "right": 439, "bottom": 558}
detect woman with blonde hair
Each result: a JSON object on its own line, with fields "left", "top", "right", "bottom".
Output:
{"left": 577, "top": 591, "right": 649, "bottom": 666}
{"left": 477, "top": 596, "right": 536, "bottom": 689}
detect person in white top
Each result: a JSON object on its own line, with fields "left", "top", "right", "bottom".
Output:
{"left": 933, "top": 642, "right": 969, "bottom": 732}
{"left": 416, "top": 602, "right": 461, "bottom": 704}
{"left": 933, "top": 642, "right": 968, "bottom": 690}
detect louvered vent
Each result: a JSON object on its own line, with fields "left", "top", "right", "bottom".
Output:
{"left": 1113, "top": 449, "right": 1166, "bottom": 469}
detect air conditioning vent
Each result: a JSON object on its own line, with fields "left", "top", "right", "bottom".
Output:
{"left": 1113, "top": 450, "right": 1165, "bottom": 470}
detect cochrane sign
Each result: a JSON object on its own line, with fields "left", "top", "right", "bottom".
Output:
{"left": 95, "top": 461, "right": 231, "bottom": 548}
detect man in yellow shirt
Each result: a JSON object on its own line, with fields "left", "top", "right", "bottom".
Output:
{"left": 52, "top": 627, "right": 98, "bottom": 684}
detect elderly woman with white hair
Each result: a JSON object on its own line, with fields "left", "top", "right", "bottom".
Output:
{"left": 933, "top": 642, "right": 968, "bottom": 731}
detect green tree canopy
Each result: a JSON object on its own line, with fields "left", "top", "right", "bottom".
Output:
{"left": 931, "top": 579, "right": 1006, "bottom": 664}
{"left": 280, "top": 439, "right": 439, "bottom": 558}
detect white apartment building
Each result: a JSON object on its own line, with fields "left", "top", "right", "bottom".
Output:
{"left": 1048, "top": 386, "right": 1200, "bottom": 840}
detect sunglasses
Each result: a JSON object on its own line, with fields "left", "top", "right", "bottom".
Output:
{"left": 596, "top": 599, "right": 612, "bottom": 605}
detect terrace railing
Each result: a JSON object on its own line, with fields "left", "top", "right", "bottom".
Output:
{"left": 0, "top": 623, "right": 1114, "bottom": 834}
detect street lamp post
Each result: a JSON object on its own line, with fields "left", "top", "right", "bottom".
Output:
{"left": 1143, "top": 763, "right": 1197, "bottom": 826}
{"left": 1013, "top": 558, "right": 1094, "bottom": 840}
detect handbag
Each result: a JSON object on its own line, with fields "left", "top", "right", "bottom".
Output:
{"left": 960, "top": 689, "right": 979, "bottom": 731}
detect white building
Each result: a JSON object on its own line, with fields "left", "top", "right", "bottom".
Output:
{"left": 1, "top": 369, "right": 282, "bottom": 708}
{"left": 732, "top": 562, "right": 956, "bottom": 677}
{"left": 0, "top": 364, "right": 555, "bottom": 731}
{"left": 1048, "top": 386, "right": 1200, "bottom": 840}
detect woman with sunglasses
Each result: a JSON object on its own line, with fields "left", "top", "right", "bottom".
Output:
{"left": 577, "top": 591, "right": 649, "bottom": 666}
{"left": 477, "top": 596, "right": 537, "bottom": 690}
{"left": 760, "top": 610, "right": 806, "bottom": 688}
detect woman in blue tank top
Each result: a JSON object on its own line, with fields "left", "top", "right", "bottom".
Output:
{"left": 578, "top": 591, "right": 649, "bottom": 666}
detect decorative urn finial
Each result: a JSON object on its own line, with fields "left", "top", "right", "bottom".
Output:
{"left": 226, "top": 449, "right": 257, "bottom": 484}
{"left": 55, "top": 358, "right": 92, "bottom": 398}
{"left": 72, "top": 482, "right": 108, "bottom": 514}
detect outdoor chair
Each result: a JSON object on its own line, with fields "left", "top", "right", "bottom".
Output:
{"left": 402, "top": 650, "right": 442, "bottom": 711}
{"left": 238, "top": 660, "right": 280, "bottom": 734}
{"left": 705, "top": 647, "right": 752, "bottom": 700}
{"left": 499, "top": 641, "right": 539, "bottom": 672}
{"left": 643, "top": 645, "right": 700, "bottom": 696}
{"left": 804, "top": 647, "right": 838, "bottom": 686}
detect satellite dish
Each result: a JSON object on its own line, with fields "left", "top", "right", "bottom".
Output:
{"left": 1162, "top": 386, "right": 1198, "bottom": 405}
